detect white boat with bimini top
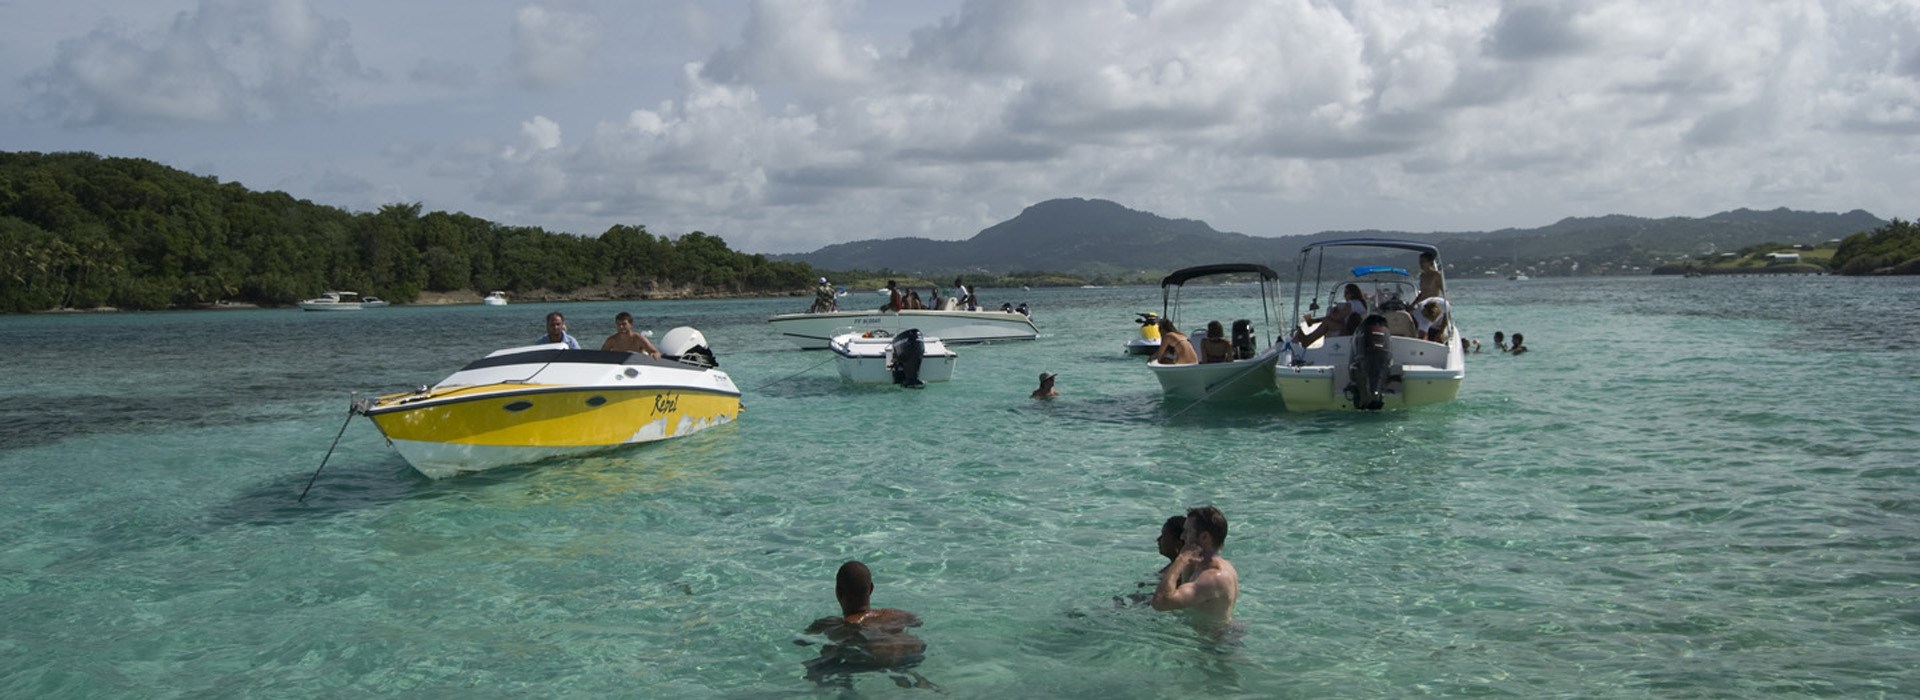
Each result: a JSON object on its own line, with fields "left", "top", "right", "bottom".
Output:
{"left": 1275, "top": 238, "right": 1464, "bottom": 411}
{"left": 768, "top": 309, "right": 1037, "bottom": 350}
{"left": 353, "top": 327, "right": 740, "bottom": 478}
{"left": 482, "top": 291, "right": 508, "bottom": 306}
{"left": 299, "top": 291, "right": 388, "bottom": 311}
{"left": 829, "top": 329, "right": 957, "bottom": 387}
{"left": 1145, "top": 264, "right": 1286, "bottom": 402}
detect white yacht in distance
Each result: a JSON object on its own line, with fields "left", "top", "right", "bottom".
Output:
{"left": 298, "top": 291, "right": 388, "bottom": 311}
{"left": 482, "top": 291, "right": 508, "bottom": 306}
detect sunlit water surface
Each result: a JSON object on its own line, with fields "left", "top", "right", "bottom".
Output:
{"left": 3, "top": 276, "right": 1918, "bottom": 698}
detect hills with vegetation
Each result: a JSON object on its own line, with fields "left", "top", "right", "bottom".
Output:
{"left": 0, "top": 151, "right": 819, "bottom": 312}
{"left": 5, "top": 150, "right": 1911, "bottom": 313}
{"left": 784, "top": 198, "right": 1898, "bottom": 282}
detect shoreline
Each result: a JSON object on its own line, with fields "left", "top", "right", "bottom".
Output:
{"left": 26, "top": 287, "right": 804, "bottom": 314}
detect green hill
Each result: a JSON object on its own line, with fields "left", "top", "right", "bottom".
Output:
{"left": 0, "top": 151, "right": 818, "bottom": 312}
{"left": 784, "top": 199, "right": 1893, "bottom": 280}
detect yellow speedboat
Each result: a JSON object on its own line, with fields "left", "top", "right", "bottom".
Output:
{"left": 355, "top": 328, "right": 740, "bottom": 478}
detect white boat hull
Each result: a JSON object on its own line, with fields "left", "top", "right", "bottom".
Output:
{"left": 829, "top": 334, "right": 958, "bottom": 384}
{"left": 769, "top": 310, "right": 1036, "bottom": 349}
{"left": 1274, "top": 333, "right": 1464, "bottom": 411}
{"left": 1147, "top": 350, "right": 1280, "bottom": 401}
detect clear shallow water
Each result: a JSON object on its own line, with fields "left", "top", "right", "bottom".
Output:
{"left": 3, "top": 276, "right": 1919, "bottom": 698}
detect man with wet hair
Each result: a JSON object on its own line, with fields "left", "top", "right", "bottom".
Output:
{"left": 801, "top": 561, "right": 933, "bottom": 688}
{"left": 1153, "top": 506, "right": 1239, "bottom": 624}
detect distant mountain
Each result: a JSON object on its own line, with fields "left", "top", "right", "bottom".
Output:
{"left": 780, "top": 199, "right": 1890, "bottom": 279}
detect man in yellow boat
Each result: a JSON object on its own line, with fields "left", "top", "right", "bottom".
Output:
{"left": 600, "top": 312, "right": 661, "bottom": 358}
{"left": 539, "top": 311, "right": 580, "bottom": 349}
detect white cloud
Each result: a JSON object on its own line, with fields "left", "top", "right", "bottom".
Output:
{"left": 25, "top": 0, "right": 374, "bottom": 126}
{"left": 9, "top": 0, "right": 1915, "bottom": 253}
{"left": 511, "top": 3, "right": 602, "bottom": 90}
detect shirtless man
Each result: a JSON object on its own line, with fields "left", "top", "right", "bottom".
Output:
{"left": 802, "top": 561, "right": 932, "bottom": 687}
{"left": 1152, "top": 506, "right": 1239, "bottom": 624}
{"left": 599, "top": 312, "right": 660, "bottom": 358}
{"left": 1416, "top": 251, "right": 1445, "bottom": 304}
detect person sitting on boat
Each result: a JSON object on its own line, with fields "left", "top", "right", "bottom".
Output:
{"left": 905, "top": 290, "right": 925, "bottom": 310}
{"left": 1415, "top": 297, "right": 1450, "bottom": 342}
{"left": 1151, "top": 319, "right": 1198, "bottom": 365}
{"left": 1416, "top": 251, "right": 1446, "bottom": 304}
{"left": 951, "top": 278, "right": 970, "bottom": 311}
{"left": 879, "top": 281, "right": 903, "bottom": 312}
{"left": 1293, "top": 284, "right": 1365, "bottom": 348}
{"left": 539, "top": 311, "right": 580, "bottom": 349}
{"left": 928, "top": 287, "right": 943, "bottom": 310}
{"left": 1199, "top": 320, "right": 1235, "bottom": 364}
{"left": 1031, "top": 371, "right": 1059, "bottom": 398}
{"left": 801, "top": 561, "right": 934, "bottom": 688}
{"left": 809, "top": 277, "right": 837, "bottom": 313}
{"left": 600, "top": 311, "right": 661, "bottom": 359}
{"left": 1509, "top": 332, "right": 1528, "bottom": 355}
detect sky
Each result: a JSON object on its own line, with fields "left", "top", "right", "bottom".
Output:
{"left": 3, "top": 0, "right": 1916, "bottom": 254}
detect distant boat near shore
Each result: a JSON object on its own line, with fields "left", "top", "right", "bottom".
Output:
{"left": 482, "top": 291, "right": 508, "bottom": 306}
{"left": 298, "top": 291, "right": 387, "bottom": 311}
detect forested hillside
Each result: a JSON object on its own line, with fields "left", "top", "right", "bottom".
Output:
{"left": 1831, "top": 219, "right": 1920, "bottom": 275}
{"left": 0, "top": 151, "right": 818, "bottom": 312}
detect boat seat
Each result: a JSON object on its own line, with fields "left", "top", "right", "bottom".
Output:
{"left": 1383, "top": 310, "right": 1417, "bottom": 337}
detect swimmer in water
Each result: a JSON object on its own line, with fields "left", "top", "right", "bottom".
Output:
{"left": 799, "top": 561, "right": 937, "bottom": 689}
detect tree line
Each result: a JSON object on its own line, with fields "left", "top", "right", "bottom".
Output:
{"left": 0, "top": 151, "right": 823, "bottom": 312}
{"left": 1831, "top": 219, "right": 1920, "bottom": 275}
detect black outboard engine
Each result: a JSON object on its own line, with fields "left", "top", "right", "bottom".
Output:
{"left": 1230, "top": 319, "right": 1256, "bottom": 360}
{"left": 890, "top": 328, "right": 927, "bottom": 388}
{"left": 1016, "top": 303, "right": 1030, "bottom": 318}
{"left": 1346, "top": 314, "right": 1393, "bottom": 410}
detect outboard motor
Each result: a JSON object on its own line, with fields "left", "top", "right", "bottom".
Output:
{"left": 657, "top": 327, "right": 719, "bottom": 368}
{"left": 1230, "top": 319, "right": 1256, "bottom": 360}
{"left": 890, "top": 328, "right": 927, "bottom": 388}
{"left": 1346, "top": 315, "right": 1393, "bottom": 410}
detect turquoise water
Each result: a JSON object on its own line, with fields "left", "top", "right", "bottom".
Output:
{"left": 3, "top": 276, "right": 1919, "bottom": 698}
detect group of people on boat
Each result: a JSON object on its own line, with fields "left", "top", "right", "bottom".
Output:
{"left": 1148, "top": 318, "right": 1254, "bottom": 365}
{"left": 537, "top": 310, "right": 662, "bottom": 358}
{"left": 802, "top": 506, "right": 1238, "bottom": 687}
{"left": 1291, "top": 250, "right": 1452, "bottom": 348}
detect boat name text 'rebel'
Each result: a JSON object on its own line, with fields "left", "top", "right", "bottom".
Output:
{"left": 652, "top": 392, "right": 680, "bottom": 414}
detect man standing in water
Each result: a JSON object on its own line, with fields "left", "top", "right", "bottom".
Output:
{"left": 600, "top": 312, "right": 661, "bottom": 358}
{"left": 1152, "top": 506, "right": 1239, "bottom": 624}
{"left": 801, "top": 561, "right": 934, "bottom": 688}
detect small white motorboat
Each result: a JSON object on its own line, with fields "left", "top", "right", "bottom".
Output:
{"left": 482, "top": 291, "right": 508, "bottom": 306}
{"left": 1124, "top": 311, "right": 1162, "bottom": 355}
{"left": 769, "top": 309, "right": 1037, "bottom": 349}
{"left": 299, "top": 291, "right": 388, "bottom": 311}
{"left": 1145, "top": 264, "right": 1284, "bottom": 401}
{"left": 354, "top": 327, "right": 739, "bottom": 478}
{"left": 828, "top": 329, "right": 957, "bottom": 387}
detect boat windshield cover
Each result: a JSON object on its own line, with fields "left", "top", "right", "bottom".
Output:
{"left": 1352, "top": 265, "right": 1410, "bottom": 277}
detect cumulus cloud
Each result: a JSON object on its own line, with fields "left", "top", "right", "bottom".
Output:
{"left": 460, "top": 0, "right": 1919, "bottom": 251}
{"left": 26, "top": 0, "right": 374, "bottom": 126}
{"left": 511, "top": 4, "right": 601, "bottom": 90}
